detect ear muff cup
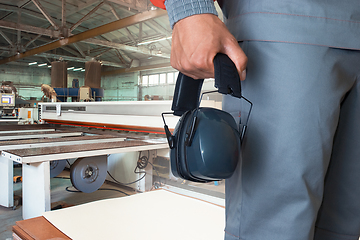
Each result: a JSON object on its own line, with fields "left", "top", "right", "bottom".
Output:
{"left": 171, "top": 110, "right": 206, "bottom": 182}
{"left": 170, "top": 107, "right": 240, "bottom": 182}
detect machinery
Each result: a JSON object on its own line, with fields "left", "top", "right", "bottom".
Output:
{"left": 1, "top": 82, "right": 17, "bottom": 118}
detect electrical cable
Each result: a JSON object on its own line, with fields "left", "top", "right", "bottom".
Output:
{"left": 107, "top": 151, "right": 164, "bottom": 189}
{"left": 107, "top": 170, "right": 146, "bottom": 186}
{"left": 56, "top": 177, "right": 130, "bottom": 195}
{"left": 65, "top": 186, "right": 130, "bottom": 196}
{"left": 98, "top": 188, "right": 130, "bottom": 196}
{"left": 107, "top": 151, "right": 149, "bottom": 186}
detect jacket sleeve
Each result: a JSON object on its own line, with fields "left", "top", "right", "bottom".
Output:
{"left": 150, "top": 0, "right": 218, "bottom": 29}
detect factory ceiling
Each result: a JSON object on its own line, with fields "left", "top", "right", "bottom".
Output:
{"left": 0, "top": 0, "right": 172, "bottom": 74}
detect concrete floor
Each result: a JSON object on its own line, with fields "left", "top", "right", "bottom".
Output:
{"left": 0, "top": 166, "right": 136, "bottom": 240}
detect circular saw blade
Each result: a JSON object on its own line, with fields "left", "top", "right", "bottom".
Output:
{"left": 70, "top": 155, "right": 107, "bottom": 193}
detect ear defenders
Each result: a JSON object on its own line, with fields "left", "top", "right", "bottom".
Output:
{"left": 162, "top": 53, "right": 252, "bottom": 182}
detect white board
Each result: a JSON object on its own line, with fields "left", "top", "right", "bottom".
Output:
{"left": 43, "top": 190, "right": 225, "bottom": 240}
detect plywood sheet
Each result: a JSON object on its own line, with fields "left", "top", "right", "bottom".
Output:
{"left": 43, "top": 190, "right": 225, "bottom": 240}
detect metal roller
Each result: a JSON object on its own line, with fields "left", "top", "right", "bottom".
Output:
{"left": 50, "top": 160, "right": 67, "bottom": 178}
{"left": 70, "top": 155, "right": 107, "bottom": 193}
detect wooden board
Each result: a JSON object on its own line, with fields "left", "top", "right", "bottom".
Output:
{"left": 13, "top": 216, "right": 70, "bottom": 240}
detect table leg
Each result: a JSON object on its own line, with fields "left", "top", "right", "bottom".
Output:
{"left": 0, "top": 155, "right": 13, "bottom": 207}
{"left": 22, "top": 162, "right": 50, "bottom": 220}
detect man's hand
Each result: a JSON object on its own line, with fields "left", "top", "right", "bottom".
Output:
{"left": 171, "top": 13, "right": 247, "bottom": 80}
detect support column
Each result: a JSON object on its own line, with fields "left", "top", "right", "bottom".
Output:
{"left": 0, "top": 155, "right": 13, "bottom": 208}
{"left": 22, "top": 161, "right": 50, "bottom": 220}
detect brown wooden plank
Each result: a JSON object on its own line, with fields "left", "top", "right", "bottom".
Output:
{"left": 14, "top": 216, "right": 70, "bottom": 240}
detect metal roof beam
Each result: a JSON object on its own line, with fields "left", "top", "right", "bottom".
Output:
{"left": 94, "top": 48, "right": 112, "bottom": 58}
{"left": 37, "top": 52, "right": 127, "bottom": 68}
{"left": 0, "top": 3, "right": 48, "bottom": 21}
{"left": 0, "top": 19, "right": 59, "bottom": 38}
{"left": 107, "top": 2, "right": 137, "bottom": 45}
{"left": 118, "top": 49, "right": 132, "bottom": 63}
{"left": 73, "top": 43, "right": 87, "bottom": 58}
{"left": 59, "top": 0, "right": 101, "bottom": 18}
{"left": 30, "top": 0, "right": 59, "bottom": 30}
{"left": 0, "top": 9, "right": 167, "bottom": 65}
{"left": 83, "top": 38, "right": 169, "bottom": 58}
{"left": 17, "top": 9, "right": 21, "bottom": 46}
{"left": 62, "top": 0, "right": 66, "bottom": 28}
{"left": 0, "top": 29, "right": 15, "bottom": 47}
{"left": 101, "top": 62, "right": 172, "bottom": 76}
{"left": 70, "top": 1, "right": 105, "bottom": 32}
{"left": 24, "top": 32, "right": 43, "bottom": 49}
{"left": 0, "top": 19, "right": 166, "bottom": 58}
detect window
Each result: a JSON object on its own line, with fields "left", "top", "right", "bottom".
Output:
{"left": 142, "top": 75, "right": 148, "bottom": 85}
{"left": 141, "top": 71, "right": 179, "bottom": 86}
{"left": 149, "top": 74, "right": 159, "bottom": 85}
{"left": 167, "top": 72, "right": 174, "bottom": 84}
{"left": 160, "top": 74, "right": 166, "bottom": 84}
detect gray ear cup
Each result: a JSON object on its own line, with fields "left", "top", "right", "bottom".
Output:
{"left": 170, "top": 107, "right": 240, "bottom": 182}
{"left": 178, "top": 109, "right": 209, "bottom": 182}
{"left": 171, "top": 110, "right": 207, "bottom": 182}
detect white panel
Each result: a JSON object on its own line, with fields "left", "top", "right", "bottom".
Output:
{"left": 43, "top": 190, "right": 225, "bottom": 240}
{"left": 22, "top": 162, "right": 51, "bottom": 220}
{"left": 0, "top": 156, "right": 13, "bottom": 207}
{"left": 107, "top": 152, "right": 139, "bottom": 190}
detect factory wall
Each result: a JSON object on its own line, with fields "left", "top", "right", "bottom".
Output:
{"left": 0, "top": 65, "right": 85, "bottom": 100}
{"left": 141, "top": 84, "right": 175, "bottom": 100}
{"left": 1, "top": 64, "right": 216, "bottom": 102}
{"left": 0, "top": 65, "right": 51, "bottom": 100}
{"left": 102, "top": 72, "right": 139, "bottom": 101}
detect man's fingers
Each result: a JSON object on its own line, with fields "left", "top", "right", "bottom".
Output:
{"left": 222, "top": 38, "right": 248, "bottom": 81}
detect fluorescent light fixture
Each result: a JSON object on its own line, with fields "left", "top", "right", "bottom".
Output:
{"left": 67, "top": 67, "right": 74, "bottom": 70}
{"left": 81, "top": 69, "right": 85, "bottom": 72}
{"left": 38, "top": 63, "right": 47, "bottom": 67}
{"left": 73, "top": 68, "right": 83, "bottom": 71}
{"left": 48, "top": 65, "right": 52, "bottom": 68}
{"left": 137, "top": 36, "right": 172, "bottom": 46}
{"left": 28, "top": 62, "right": 37, "bottom": 65}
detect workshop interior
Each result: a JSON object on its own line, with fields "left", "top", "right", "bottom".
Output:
{"left": 0, "top": 1, "right": 233, "bottom": 239}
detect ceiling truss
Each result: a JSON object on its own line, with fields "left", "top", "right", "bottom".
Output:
{"left": 0, "top": 0, "right": 172, "bottom": 73}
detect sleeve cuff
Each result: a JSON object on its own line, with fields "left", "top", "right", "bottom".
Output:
{"left": 165, "top": 0, "right": 218, "bottom": 28}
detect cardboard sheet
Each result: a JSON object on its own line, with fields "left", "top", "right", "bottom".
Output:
{"left": 43, "top": 190, "right": 225, "bottom": 240}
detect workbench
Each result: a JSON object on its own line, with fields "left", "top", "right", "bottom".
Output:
{"left": 0, "top": 125, "right": 168, "bottom": 220}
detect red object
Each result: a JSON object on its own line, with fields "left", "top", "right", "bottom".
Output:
{"left": 150, "top": 0, "right": 166, "bottom": 9}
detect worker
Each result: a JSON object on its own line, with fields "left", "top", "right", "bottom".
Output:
{"left": 150, "top": 0, "right": 360, "bottom": 239}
